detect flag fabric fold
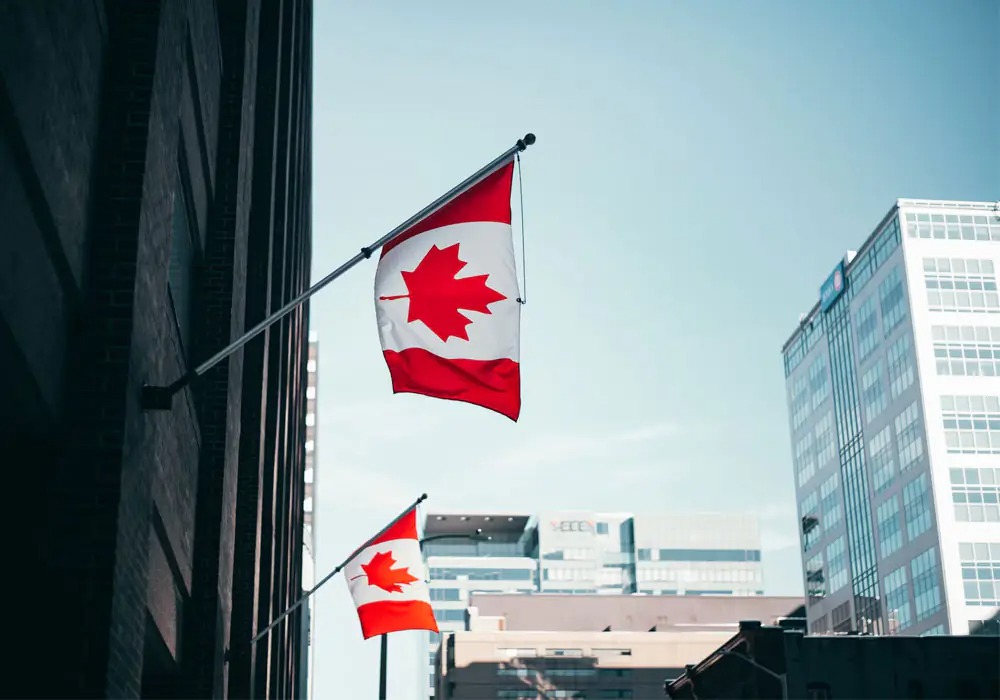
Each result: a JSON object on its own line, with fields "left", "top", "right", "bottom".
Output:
{"left": 374, "top": 162, "right": 521, "bottom": 420}
{"left": 344, "top": 507, "right": 438, "bottom": 639}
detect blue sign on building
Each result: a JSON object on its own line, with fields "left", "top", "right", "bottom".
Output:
{"left": 820, "top": 260, "right": 846, "bottom": 311}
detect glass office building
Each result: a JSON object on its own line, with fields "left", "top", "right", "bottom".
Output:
{"left": 420, "top": 510, "right": 762, "bottom": 698}
{"left": 782, "top": 199, "right": 1000, "bottom": 638}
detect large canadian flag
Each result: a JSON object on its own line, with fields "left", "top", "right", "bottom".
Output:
{"left": 374, "top": 162, "right": 521, "bottom": 420}
{"left": 344, "top": 507, "right": 438, "bottom": 639}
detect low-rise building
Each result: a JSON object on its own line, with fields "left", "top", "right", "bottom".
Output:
{"left": 434, "top": 594, "right": 805, "bottom": 699}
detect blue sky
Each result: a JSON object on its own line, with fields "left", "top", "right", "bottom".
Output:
{"left": 308, "top": 1, "right": 998, "bottom": 697}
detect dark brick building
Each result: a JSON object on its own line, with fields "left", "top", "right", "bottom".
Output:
{"left": 0, "top": 0, "right": 312, "bottom": 697}
{"left": 665, "top": 620, "right": 1000, "bottom": 699}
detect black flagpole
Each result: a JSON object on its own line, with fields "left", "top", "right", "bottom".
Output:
{"left": 141, "top": 133, "right": 536, "bottom": 411}
{"left": 379, "top": 634, "right": 388, "bottom": 700}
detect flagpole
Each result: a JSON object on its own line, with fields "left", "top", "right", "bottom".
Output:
{"left": 141, "top": 133, "right": 537, "bottom": 410}
{"left": 378, "top": 634, "right": 388, "bottom": 700}
{"left": 225, "top": 493, "right": 428, "bottom": 663}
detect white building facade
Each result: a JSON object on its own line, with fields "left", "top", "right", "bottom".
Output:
{"left": 782, "top": 199, "right": 1000, "bottom": 638}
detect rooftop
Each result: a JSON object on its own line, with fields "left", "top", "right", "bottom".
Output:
{"left": 781, "top": 198, "right": 1000, "bottom": 353}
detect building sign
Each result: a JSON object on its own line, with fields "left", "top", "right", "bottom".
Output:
{"left": 549, "top": 520, "right": 594, "bottom": 533}
{"left": 819, "top": 260, "right": 846, "bottom": 312}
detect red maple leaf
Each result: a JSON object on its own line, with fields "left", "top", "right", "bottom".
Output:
{"left": 379, "top": 243, "right": 507, "bottom": 342}
{"left": 360, "top": 550, "right": 419, "bottom": 594}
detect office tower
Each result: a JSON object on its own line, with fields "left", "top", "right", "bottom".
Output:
{"left": 782, "top": 199, "right": 1000, "bottom": 637}
{"left": 421, "top": 511, "right": 763, "bottom": 697}
{"left": 0, "top": 1, "right": 313, "bottom": 696}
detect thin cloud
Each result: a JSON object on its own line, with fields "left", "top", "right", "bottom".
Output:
{"left": 484, "top": 421, "right": 680, "bottom": 472}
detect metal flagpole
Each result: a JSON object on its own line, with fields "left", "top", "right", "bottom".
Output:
{"left": 142, "top": 133, "right": 536, "bottom": 410}
{"left": 378, "top": 634, "right": 388, "bottom": 700}
{"left": 224, "top": 493, "right": 428, "bottom": 663}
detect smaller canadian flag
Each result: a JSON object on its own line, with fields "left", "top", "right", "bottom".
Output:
{"left": 345, "top": 507, "right": 438, "bottom": 639}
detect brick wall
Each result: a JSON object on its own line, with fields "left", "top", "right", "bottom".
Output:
{"left": 0, "top": 0, "right": 313, "bottom": 696}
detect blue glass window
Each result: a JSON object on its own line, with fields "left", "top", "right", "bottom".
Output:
{"left": 876, "top": 496, "right": 903, "bottom": 557}
{"left": 879, "top": 265, "right": 907, "bottom": 334}
{"left": 903, "top": 473, "right": 932, "bottom": 540}
{"left": 657, "top": 548, "right": 761, "bottom": 562}
{"left": 895, "top": 401, "right": 924, "bottom": 472}
{"left": 855, "top": 296, "right": 880, "bottom": 362}
{"left": 809, "top": 355, "right": 831, "bottom": 409}
{"left": 960, "top": 542, "right": 1000, "bottom": 607}
{"left": 870, "top": 425, "right": 897, "bottom": 494}
{"left": 861, "top": 361, "right": 887, "bottom": 425}
{"left": 826, "top": 537, "right": 848, "bottom": 593}
{"left": 887, "top": 333, "right": 916, "bottom": 399}
{"left": 911, "top": 546, "right": 942, "bottom": 621}
{"left": 795, "top": 432, "right": 816, "bottom": 487}
{"left": 884, "top": 565, "right": 912, "bottom": 631}
{"left": 819, "top": 472, "right": 842, "bottom": 528}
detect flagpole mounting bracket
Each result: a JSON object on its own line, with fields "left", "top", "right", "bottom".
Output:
{"left": 361, "top": 246, "right": 373, "bottom": 259}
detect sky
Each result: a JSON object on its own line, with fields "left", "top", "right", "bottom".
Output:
{"left": 307, "top": 1, "right": 999, "bottom": 698}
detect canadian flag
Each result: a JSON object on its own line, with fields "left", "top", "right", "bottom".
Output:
{"left": 345, "top": 507, "right": 438, "bottom": 639}
{"left": 374, "top": 162, "right": 521, "bottom": 420}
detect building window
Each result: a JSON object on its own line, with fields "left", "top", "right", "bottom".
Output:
{"left": 924, "top": 257, "right": 1000, "bottom": 313}
{"left": 795, "top": 432, "right": 816, "bottom": 487}
{"left": 861, "top": 361, "right": 887, "bottom": 425}
{"left": 911, "top": 546, "right": 942, "bottom": 621}
{"left": 921, "top": 624, "right": 947, "bottom": 636}
{"left": 876, "top": 496, "right": 903, "bottom": 557}
{"left": 941, "top": 395, "right": 1000, "bottom": 454}
{"left": 805, "top": 551, "right": 825, "bottom": 598}
{"left": 819, "top": 472, "right": 842, "bottom": 528}
{"left": 879, "top": 265, "right": 907, "bottom": 334}
{"left": 903, "top": 473, "right": 933, "bottom": 540}
{"left": 831, "top": 600, "right": 851, "bottom": 632}
{"left": 826, "top": 536, "right": 848, "bottom": 593}
{"left": 932, "top": 324, "right": 1000, "bottom": 377}
{"left": 951, "top": 467, "right": 1000, "bottom": 522}
{"left": 884, "top": 565, "right": 912, "bottom": 632}
{"left": 906, "top": 211, "right": 1000, "bottom": 242}
{"left": 791, "top": 374, "right": 811, "bottom": 431}
{"left": 169, "top": 170, "right": 198, "bottom": 359}
{"left": 801, "top": 491, "right": 820, "bottom": 551}
{"left": 814, "top": 411, "right": 837, "bottom": 467}
{"left": 870, "top": 425, "right": 897, "bottom": 494}
{"left": 593, "top": 648, "right": 632, "bottom": 656}
{"left": 855, "top": 296, "right": 880, "bottom": 362}
{"left": 545, "top": 648, "right": 583, "bottom": 657}
{"left": 809, "top": 354, "right": 831, "bottom": 409}
{"left": 656, "top": 548, "right": 760, "bottom": 562}
{"left": 960, "top": 542, "right": 1000, "bottom": 607}
{"left": 433, "top": 609, "right": 465, "bottom": 623}
{"left": 430, "top": 588, "right": 461, "bottom": 602}
{"left": 637, "top": 548, "right": 651, "bottom": 561}
{"left": 596, "top": 522, "right": 609, "bottom": 535}
{"left": 894, "top": 401, "right": 924, "bottom": 472}
{"left": 887, "top": 333, "right": 916, "bottom": 399}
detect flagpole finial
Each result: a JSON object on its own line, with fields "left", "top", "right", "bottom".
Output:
{"left": 419, "top": 493, "right": 428, "bottom": 503}
{"left": 517, "top": 133, "right": 536, "bottom": 151}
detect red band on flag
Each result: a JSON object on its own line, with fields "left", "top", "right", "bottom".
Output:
{"left": 356, "top": 599, "right": 438, "bottom": 639}
{"left": 381, "top": 162, "right": 514, "bottom": 256}
{"left": 370, "top": 507, "right": 418, "bottom": 547}
{"left": 384, "top": 348, "right": 520, "bottom": 421}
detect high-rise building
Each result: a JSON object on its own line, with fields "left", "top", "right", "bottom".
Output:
{"left": 781, "top": 199, "right": 1000, "bottom": 638}
{"left": 300, "top": 331, "right": 319, "bottom": 700}
{"left": 0, "top": 1, "right": 313, "bottom": 697}
{"left": 421, "top": 511, "right": 763, "bottom": 698}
